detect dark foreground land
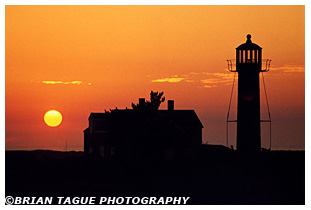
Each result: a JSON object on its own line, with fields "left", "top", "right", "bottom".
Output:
{"left": 6, "top": 145, "right": 304, "bottom": 205}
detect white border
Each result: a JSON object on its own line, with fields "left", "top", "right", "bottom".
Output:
{"left": 0, "top": 0, "right": 309, "bottom": 5}
{"left": 1, "top": 1, "right": 309, "bottom": 209}
{"left": 305, "top": 2, "right": 310, "bottom": 208}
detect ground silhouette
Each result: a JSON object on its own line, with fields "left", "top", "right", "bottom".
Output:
{"left": 5, "top": 145, "right": 304, "bottom": 204}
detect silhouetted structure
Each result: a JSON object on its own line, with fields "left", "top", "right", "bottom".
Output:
{"left": 228, "top": 34, "right": 271, "bottom": 153}
{"left": 84, "top": 99, "right": 203, "bottom": 161}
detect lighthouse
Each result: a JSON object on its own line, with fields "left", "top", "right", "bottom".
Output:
{"left": 227, "top": 34, "right": 271, "bottom": 153}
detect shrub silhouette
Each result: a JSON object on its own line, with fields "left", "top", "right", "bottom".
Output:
{"left": 132, "top": 91, "right": 165, "bottom": 111}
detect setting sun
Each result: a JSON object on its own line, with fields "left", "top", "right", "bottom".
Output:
{"left": 44, "top": 110, "right": 63, "bottom": 127}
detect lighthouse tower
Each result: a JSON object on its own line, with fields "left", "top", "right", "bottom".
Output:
{"left": 228, "top": 34, "right": 270, "bottom": 153}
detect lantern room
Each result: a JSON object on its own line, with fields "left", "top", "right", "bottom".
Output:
{"left": 227, "top": 34, "right": 271, "bottom": 72}
{"left": 236, "top": 34, "right": 262, "bottom": 64}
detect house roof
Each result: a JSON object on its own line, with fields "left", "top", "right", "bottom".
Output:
{"left": 88, "top": 109, "right": 203, "bottom": 128}
{"left": 89, "top": 113, "right": 107, "bottom": 119}
{"left": 158, "top": 110, "right": 203, "bottom": 128}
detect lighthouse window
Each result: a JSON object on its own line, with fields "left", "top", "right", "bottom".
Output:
{"left": 251, "top": 50, "right": 254, "bottom": 63}
{"left": 241, "top": 51, "right": 243, "bottom": 63}
{"left": 240, "top": 50, "right": 243, "bottom": 63}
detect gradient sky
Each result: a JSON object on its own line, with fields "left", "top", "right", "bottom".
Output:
{"left": 5, "top": 5, "right": 305, "bottom": 151}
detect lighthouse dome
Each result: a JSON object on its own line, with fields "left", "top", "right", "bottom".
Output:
{"left": 236, "top": 34, "right": 262, "bottom": 50}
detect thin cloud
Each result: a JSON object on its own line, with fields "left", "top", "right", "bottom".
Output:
{"left": 269, "top": 65, "right": 304, "bottom": 73}
{"left": 200, "top": 72, "right": 235, "bottom": 88}
{"left": 42, "top": 81, "right": 63, "bottom": 84}
{"left": 204, "top": 85, "right": 217, "bottom": 88}
{"left": 283, "top": 69, "right": 304, "bottom": 73}
{"left": 201, "top": 79, "right": 223, "bottom": 84}
{"left": 150, "top": 71, "right": 235, "bottom": 88}
{"left": 151, "top": 78, "right": 185, "bottom": 83}
{"left": 202, "top": 72, "right": 234, "bottom": 79}
{"left": 42, "top": 81, "right": 92, "bottom": 85}
{"left": 68, "top": 81, "right": 82, "bottom": 85}
{"left": 201, "top": 77, "right": 232, "bottom": 84}
{"left": 211, "top": 73, "right": 234, "bottom": 79}
{"left": 150, "top": 64, "right": 303, "bottom": 89}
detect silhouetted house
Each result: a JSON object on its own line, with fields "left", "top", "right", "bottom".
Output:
{"left": 84, "top": 100, "right": 203, "bottom": 161}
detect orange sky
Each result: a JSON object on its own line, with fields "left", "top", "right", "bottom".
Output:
{"left": 5, "top": 5, "right": 305, "bottom": 150}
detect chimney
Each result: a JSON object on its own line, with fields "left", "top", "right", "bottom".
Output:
{"left": 168, "top": 100, "right": 174, "bottom": 111}
{"left": 139, "top": 98, "right": 145, "bottom": 106}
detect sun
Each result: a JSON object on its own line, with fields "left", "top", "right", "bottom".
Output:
{"left": 44, "top": 110, "right": 62, "bottom": 127}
